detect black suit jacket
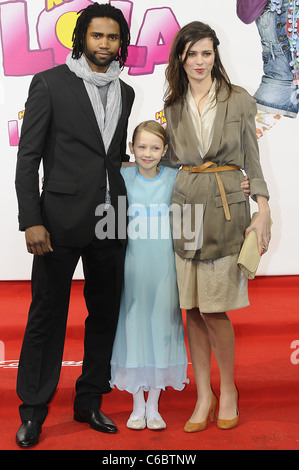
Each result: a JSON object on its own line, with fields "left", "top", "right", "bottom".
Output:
{"left": 15, "top": 64, "right": 135, "bottom": 247}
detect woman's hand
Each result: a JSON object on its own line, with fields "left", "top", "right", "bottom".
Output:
{"left": 244, "top": 196, "right": 271, "bottom": 255}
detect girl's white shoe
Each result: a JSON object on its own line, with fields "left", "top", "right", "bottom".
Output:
{"left": 146, "top": 413, "right": 166, "bottom": 430}
{"left": 126, "top": 415, "right": 146, "bottom": 430}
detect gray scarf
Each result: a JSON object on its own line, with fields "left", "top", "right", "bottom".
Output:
{"left": 66, "top": 53, "right": 122, "bottom": 206}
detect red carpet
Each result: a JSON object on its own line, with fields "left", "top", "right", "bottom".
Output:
{"left": 0, "top": 276, "right": 298, "bottom": 451}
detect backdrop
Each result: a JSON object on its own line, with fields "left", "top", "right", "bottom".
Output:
{"left": 0, "top": 0, "right": 298, "bottom": 279}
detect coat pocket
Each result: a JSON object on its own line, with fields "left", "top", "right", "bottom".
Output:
{"left": 171, "top": 190, "right": 186, "bottom": 206}
{"left": 170, "top": 190, "right": 186, "bottom": 242}
{"left": 215, "top": 190, "right": 247, "bottom": 208}
{"left": 45, "top": 179, "right": 79, "bottom": 195}
{"left": 171, "top": 190, "right": 203, "bottom": 251}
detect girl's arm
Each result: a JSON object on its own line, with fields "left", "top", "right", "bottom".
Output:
{"left": 241, "top": 175, "right": 250, "bottom": 196}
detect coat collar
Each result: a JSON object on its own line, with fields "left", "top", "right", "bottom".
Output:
{"left": 205, "top": 86, "right": 228, "bottom": 160}
{"left": 169, "top": 84, "right": 229, "bottom": 163}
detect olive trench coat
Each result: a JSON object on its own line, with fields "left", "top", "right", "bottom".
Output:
{"left": 164, "top": 84, "right": 269, "bottom": 260}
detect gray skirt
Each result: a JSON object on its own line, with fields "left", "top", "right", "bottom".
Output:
{"left": 175, "top": 253, "right": 249, "bottom": 313}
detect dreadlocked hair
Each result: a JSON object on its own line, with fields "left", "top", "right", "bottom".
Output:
{"left": 71, "top": 2, "right": 130, "bottom": 69}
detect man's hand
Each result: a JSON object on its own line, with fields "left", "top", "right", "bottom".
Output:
{"left": 25, "top": 225, "right": 53, "bottom": 256}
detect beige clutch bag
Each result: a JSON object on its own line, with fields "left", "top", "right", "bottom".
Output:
{"left": 237, "top": 212, "right": 271, "bottom": 280}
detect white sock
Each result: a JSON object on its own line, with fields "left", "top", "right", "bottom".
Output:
{"left": 145, "top": 388, "right": 162, "bottom": 420}
{"left": 130, "top": 387, "right": 146, "bottom": 420}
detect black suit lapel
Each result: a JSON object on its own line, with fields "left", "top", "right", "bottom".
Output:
{"left": 107, "top": 80, "right": 129, "bottom": 153}
{"left": 64, "top": 67, "right": 128, "bottom": 156}
{"left": 64, "top": 66, "right": 106, "bottom": 154}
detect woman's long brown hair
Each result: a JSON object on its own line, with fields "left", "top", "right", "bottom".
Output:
{"left": 164, "top": 21, "right": 232, "bottom": 108}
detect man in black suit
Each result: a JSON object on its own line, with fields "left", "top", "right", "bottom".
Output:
{"left": 15, "top": 3, "right": 135, "bottom": 448}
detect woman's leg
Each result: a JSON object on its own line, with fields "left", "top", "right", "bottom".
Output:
{"left": 200, "top": 312, "right": 238, "bottom": 420}
{"left": 186, "top": 308, "right": 214, "bottom": 423}
{"left": 186, "top": 308, "right": 238, "bottom": 422}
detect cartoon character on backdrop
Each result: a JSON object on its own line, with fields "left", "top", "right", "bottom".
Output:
{"left": 237, "top": 0, "right": 299, "bottom": 139}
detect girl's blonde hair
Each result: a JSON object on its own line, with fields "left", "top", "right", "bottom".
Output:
{"left": 132, "top": 120, "right": 168, "bottom": 147}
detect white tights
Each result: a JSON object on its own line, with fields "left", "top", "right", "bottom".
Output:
{"left": 130, "top": 387, "right": 162, "bottom": 420}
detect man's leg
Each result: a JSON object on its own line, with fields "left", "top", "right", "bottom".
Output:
{"left": 17, "top": 246, "right": 80, "bottom": 425}
{"left": 74, "top": 237, "right": 126, "bottom": 411}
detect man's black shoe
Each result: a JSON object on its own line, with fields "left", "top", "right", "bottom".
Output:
{"left": 16, "top": 421, "right": 42, "bottom": 448}
{"left": 74, "top": 409, "right": 118, "bottom": 434}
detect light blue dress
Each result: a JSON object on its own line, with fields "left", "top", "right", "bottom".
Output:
{"left": 110, "top": 166, "right": 189, "bottom": 394}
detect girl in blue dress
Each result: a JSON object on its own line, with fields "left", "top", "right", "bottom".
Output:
{"left": 110, "top": 121, "right": 189, "bottom": 430}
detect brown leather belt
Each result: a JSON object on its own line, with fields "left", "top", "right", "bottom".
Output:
{"left": 181, "top": 161, "right": 240, "bottom": 221}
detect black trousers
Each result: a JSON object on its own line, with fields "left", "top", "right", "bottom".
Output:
{"left": 16, "top": 237, "right": 126, "bottom": 424}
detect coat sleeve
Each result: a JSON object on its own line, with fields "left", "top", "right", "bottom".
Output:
{"left": 120, "top": 84, "right": 135, "bottom": 162}
{"left": 242, "top": 94, "right": 270, "bottom": 201}
{"left": 120, "top": 116, "right": 130, "bottom": 162}
{"left": 15, "top": 73, "right": 52, "bottom": 230}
